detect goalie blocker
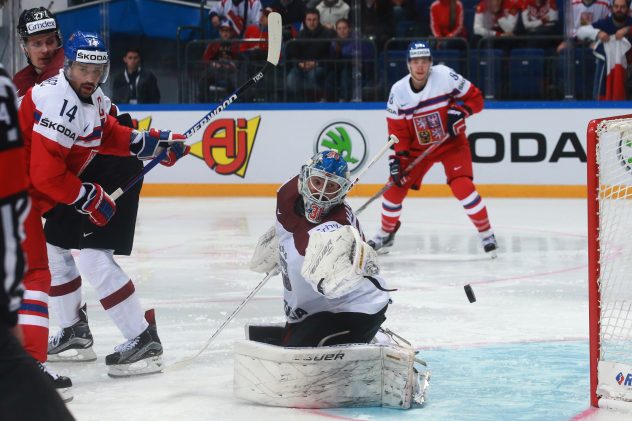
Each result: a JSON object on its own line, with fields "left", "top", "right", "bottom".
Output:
{"left": 234, "top": 324, "right": 430, "bottom": 409}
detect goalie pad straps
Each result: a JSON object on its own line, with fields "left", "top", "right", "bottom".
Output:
{"left": 301, "top": 225, "right": 381, "bottom": 299}
{"left": 249, "top": 225, "right": 280, "bottom": 274}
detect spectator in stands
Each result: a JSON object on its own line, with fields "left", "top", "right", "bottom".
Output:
{"left": 579, "top": 0, "right": 632, "bottom": 99}
{"left": 521, "top": 0, "right": 558, "bottom": 35}
{"left": 241, "top": 6, "right": 274, "bottom": 60}
{"left": 317, "top": 0, "right": 350, "bottom": 29}
{"left": 272, "top": 0, "right": 306, "bottom": 40}
{"left": 556, "top": 0, "right": 610, "bottom": 53}
{"left": 391, "top": 0, "right": 416, "bottom": 28}
{"left": 430, "top": 0, "right": 467, "bottom": 49}
{"left": 329, "top": 18, "right": 373, "bottom": 101}
{"left": 112, "top": 48, "right": 161, "bottom": 104}
{"left": 286, "top": 8, "right": 335, "bottom": 101}
{"left": 472, "top": 0, "right": 522, "bottom": 47}
{"left": 200, "top": 20, "right": 241, "bottom": 101}
{"left": 273, "top": 0, "right": 307, "bottom": 26}
{"left": 209, "top": 0, "right": 262, "bottom": 37}
{"left": 361, "top": 0, "right": 394, "bottom": 50}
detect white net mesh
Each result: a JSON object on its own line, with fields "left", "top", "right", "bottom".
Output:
{"left": 595, "top": 119, "right": 632, "bottom": 383}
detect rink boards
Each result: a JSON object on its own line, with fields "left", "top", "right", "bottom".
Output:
{"left": 118, "top": 103, "right": 630, "bottom": 198}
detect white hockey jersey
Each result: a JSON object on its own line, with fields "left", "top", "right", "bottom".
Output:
{"left": 18, "top": 69, "right": 132, "bottom": 212}
{"left": 276, "top": 176, "right": 390, "bottom": 323}
{"left": 386, "top": 64, "right": 483, "bottom": 154}
{"left": 569, "top": 0, "right": 610, "bottom": 37}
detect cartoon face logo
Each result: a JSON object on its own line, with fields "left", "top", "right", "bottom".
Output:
{"left": 315, "top": 121, "right": 367, "bottom": 174}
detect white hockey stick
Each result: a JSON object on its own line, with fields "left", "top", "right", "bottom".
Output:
{"left": 110, "top": 12, "right": 283, "bottom": 201}
{"left": 165, "top": 270, "right": 277, "bottom": 372}
{"left": 349, "top": 134, "right": 399, "bottom": 189}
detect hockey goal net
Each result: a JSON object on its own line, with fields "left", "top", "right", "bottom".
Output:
{"left": 588, "top": 114, "right": 632, "bottom": 411}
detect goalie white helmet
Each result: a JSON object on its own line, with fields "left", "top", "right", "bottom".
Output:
{"left": 298, "top": 150, "right": 351, "bottom": 223}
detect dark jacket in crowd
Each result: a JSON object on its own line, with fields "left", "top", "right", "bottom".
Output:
{"left": 112, "top": 67, "right": 161, "bottom": 104}
{"left": 287, "top": 23, "right": 336, "bottom": 62}
{"left": 360, "top": 0, "right": 393, "bottom": 49}
{"left": 271, "top": 0, "right": 307, "bottom": 25}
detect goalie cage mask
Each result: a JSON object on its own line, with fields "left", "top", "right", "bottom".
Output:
{"left": 299, "top": 150, "right": 351, "bottom": 224}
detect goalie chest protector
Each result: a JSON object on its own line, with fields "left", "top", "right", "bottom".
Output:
{"left": 275, "top": 176, "right": 390, "bottom": 323}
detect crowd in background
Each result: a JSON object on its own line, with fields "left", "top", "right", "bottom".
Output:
{"left": 193, "top": 0, "right": 632, "bottom": 102}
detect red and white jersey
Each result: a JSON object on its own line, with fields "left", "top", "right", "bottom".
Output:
{"left": 386, "top": 64, "right": 483, "bottom": 155}
{"left": 473, "top": 0, "right": 522, "bottom": 37}
{"left": 276, "top": 176, "right": 390, "bottom": 324}
{"left": 210, "top": 0, "right": 262, "bottom": 35}
{"left": 521, "top": 0, "right": 559, "bottom": 31}
{"left": 570, "top": 0, "right": 610, "bottom": 36}
{"left": 18, "top": 69, "right": 133, "bottom": 212}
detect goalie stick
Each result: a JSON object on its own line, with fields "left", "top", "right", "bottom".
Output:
{"left": 355, "top": 138, "right": 444, "bottom": 215}
{"left": 110, "top": 12, "right": 283, "bottom": 201}
{"left": 164, "top": 270, "right": 277, "bottom": 372}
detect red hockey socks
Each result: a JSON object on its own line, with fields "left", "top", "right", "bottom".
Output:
{"left": 449, "top": 177, "right": 491, "bottom": 233}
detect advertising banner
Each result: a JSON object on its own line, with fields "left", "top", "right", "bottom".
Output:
{"left": 122, "top": 106, "right": 630, "bottom": 196}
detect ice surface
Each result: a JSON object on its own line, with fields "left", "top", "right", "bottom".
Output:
{"left": 47, "top": 197, "right": 629, "bottom": 420}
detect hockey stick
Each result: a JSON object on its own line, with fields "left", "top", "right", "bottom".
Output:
{"left": 110, "top": 12, "right": 283, "bottom": 201}
{"left": 349, "top": 134, "right": 398, "bottom": 189}
{"left": 164, "top": 270, "right": 278, "bottom": 372}
{"left": 355, "top": 139, "right": 444, "bottom": 215}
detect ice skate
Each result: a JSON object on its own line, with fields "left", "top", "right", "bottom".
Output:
{"left": 368, "top": 221, "right": 401, "bottom": 253}
{"left": 106, "top": 309, "right": 163, "bottom": 377}
{"left": 479, "top": 230, "right": 498, "bottom": 258}
{"left": 48, "top": 303, "right": 97, "bottom": 362}
{"left": 37, "top": 361, "right": 73, "bottom": 402}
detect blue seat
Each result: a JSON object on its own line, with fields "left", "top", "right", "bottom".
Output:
{"left": 469, "top": 49, "right": 503, "bottom": 98}
{"left": 508, "top": 48, "right": 545, "bottom": 98}
{"left": 383, "top": 50, "right": 408, "bottom": 88}
{"left": 433, "top": 49, "right": 462, "bottom": 73}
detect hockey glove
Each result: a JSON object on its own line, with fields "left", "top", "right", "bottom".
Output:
{"left": 389, "top": 155, "right": 409, "bottom": 187}
{"left": 130, "top": 129, "right": 189, "bottom": 165}
{"left": 446, "top": 105, "right": 468, "bottom": 138}
{"left": 74, "top": 183, "right": 116, "bottom": 227}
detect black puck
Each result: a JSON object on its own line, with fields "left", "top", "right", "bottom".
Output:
{"left": 464, "top": 284, "right": 476, "bottom": 303}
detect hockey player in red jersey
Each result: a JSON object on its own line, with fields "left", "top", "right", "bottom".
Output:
{"left": 0, "top": 58, "right": 74, "bottom": 419}
{"left": 368, "top": 41, "right": 497, "bottom": 256}
{"left": 17, "top": 31, "right": 188, "bottom": 385}
{"left": 13, "top": 7, "right": 65, "bottom": 98}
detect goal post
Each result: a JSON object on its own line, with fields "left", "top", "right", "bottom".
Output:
{"left": 587, "top": 114, "right": 632, "bottom": 410}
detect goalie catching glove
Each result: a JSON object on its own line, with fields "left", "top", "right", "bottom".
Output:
{"left": 301, "top": 225, "right": 379, "bottom": 299}
{"left": 130, "top": 129, "right": 190, "bottom": 166}
{"left": 250, "top": 225, "right": 280, "bottom": 275}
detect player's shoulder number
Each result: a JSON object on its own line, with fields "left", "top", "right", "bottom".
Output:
{"left": 59, "top": 99, "right": 78, "bottom": 123}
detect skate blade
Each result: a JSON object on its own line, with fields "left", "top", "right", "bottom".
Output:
{"left": 48, "top": 346, "right": 97, "bottom": 362}
{"left": 487, "top": 249, "right": 498, "bottom": 259}
{"left": 57, "top": 386, "right": 73, "bottom": 403}
{"left": 107, "top": 355, "right": 164, "bottom": 378}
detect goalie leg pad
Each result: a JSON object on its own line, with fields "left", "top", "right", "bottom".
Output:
{"left": 233, "top": 337, "right": 428, "bottom": 409}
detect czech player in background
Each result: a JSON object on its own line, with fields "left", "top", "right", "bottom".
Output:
{"left": 17, "top": 30, "right": 189, "bottom": 395}
{"left": 368, "top": 41, "right": 498, "bottom": 257}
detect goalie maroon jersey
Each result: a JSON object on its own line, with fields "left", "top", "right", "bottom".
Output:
{"left": 386, "top": 64, "right": 483, "bottom": 157}
{"left": 275, "top": 176, "right": 390, "bottom": 323}
{"left": 18, "top": 69, "right": 133, "bottom": 214}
